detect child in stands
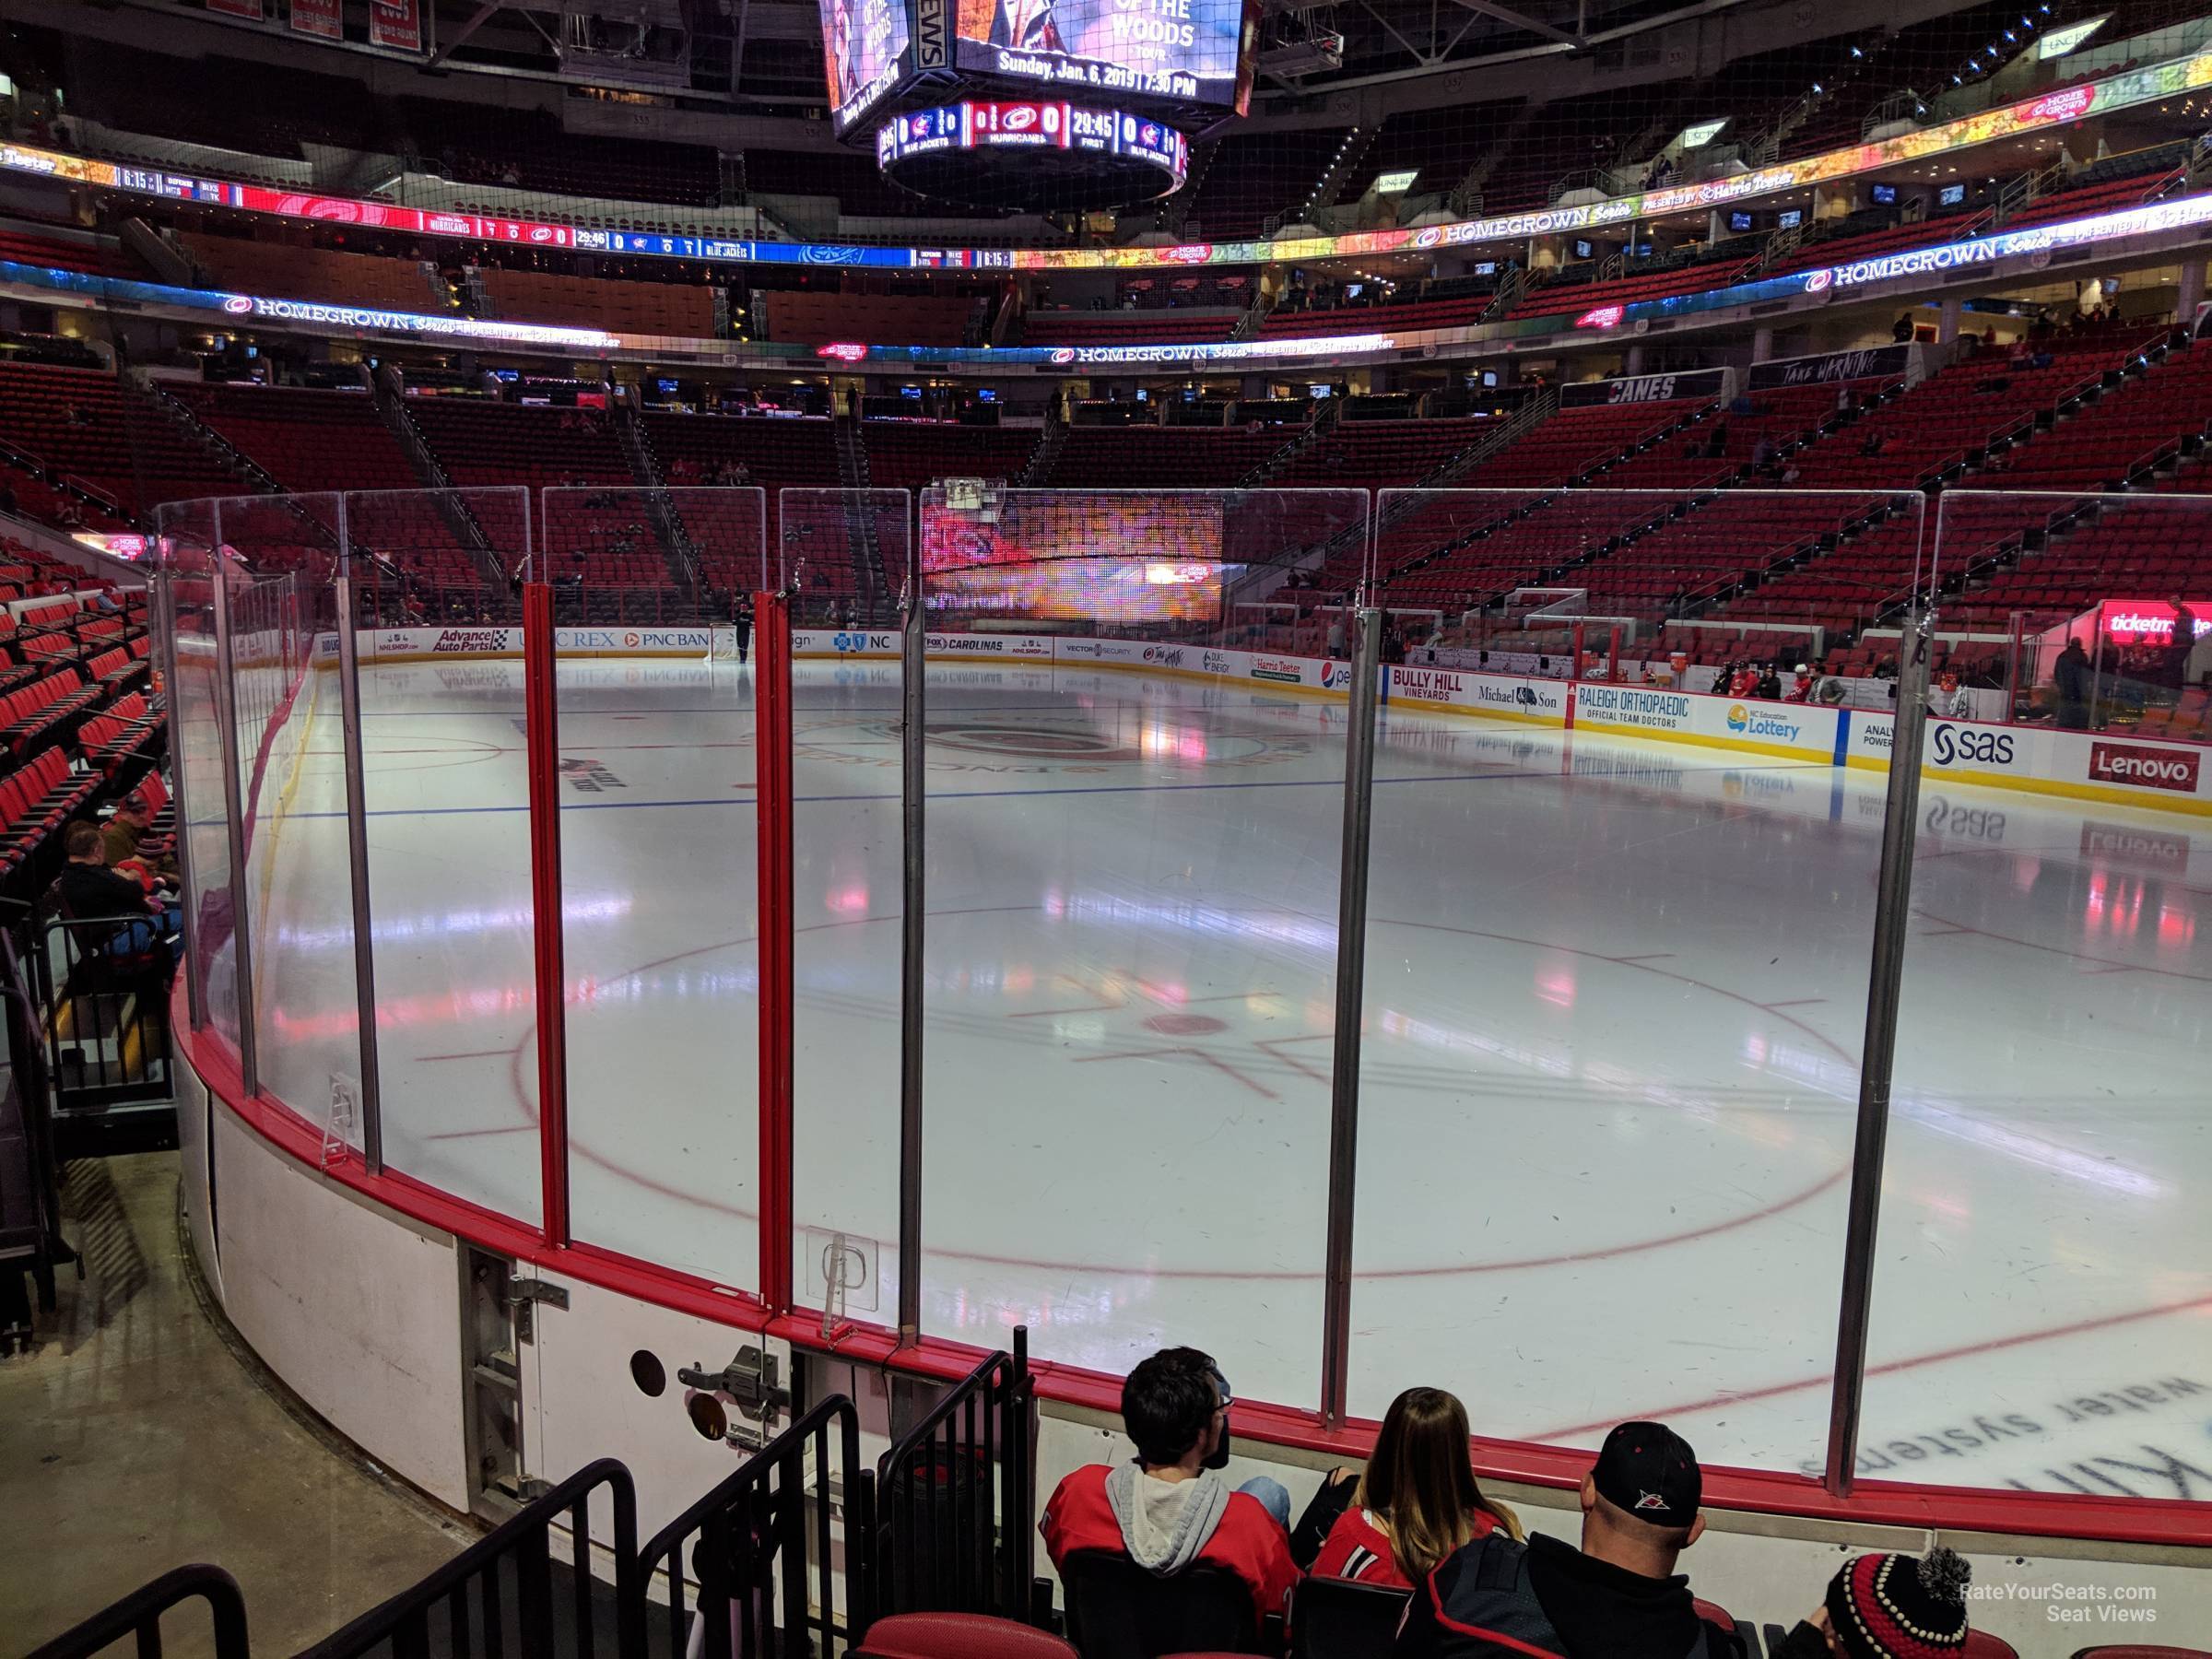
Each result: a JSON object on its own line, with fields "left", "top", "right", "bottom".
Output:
{"left": 1293, "top": 1386, "right": 1521, "bottom": 1591}
{"left": 1769, "top": 1547, "right": 1973, "bottom": 1657}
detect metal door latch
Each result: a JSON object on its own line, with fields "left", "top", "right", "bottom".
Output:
{"left": 679, "top": 1346, "right": 790, "bottom": 1430}
{"left": 506, "top": 1277, "right": 569, "bottom": 1345}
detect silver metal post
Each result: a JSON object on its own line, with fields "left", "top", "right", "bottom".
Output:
{"left": 154, "top": 567, "right": 208, "bottom": 1032}
{"left": 1319, "top": 606, "right": 1383, "bottom": 1428}
{"left": 335, "top": 570, "right": 385, "bottom": 1172}
{"left": 896, "top": 544, "right": 927, "bottom": 1345}
{"left": 208, "top": 552, "right": 260, "bottom": 1094}
{"left": 1822, "top": 600, "right": 1936, "bottom": 1496}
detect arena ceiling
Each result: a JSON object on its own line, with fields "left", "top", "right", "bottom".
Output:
{"left": 49, "top": 0, "right": 1951, "bottom": 115}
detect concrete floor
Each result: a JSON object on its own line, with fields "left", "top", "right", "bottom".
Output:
{"left": 0, "top": 1152, "right": 471, "bottom": 1656}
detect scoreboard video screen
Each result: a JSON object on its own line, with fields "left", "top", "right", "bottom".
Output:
{"left": 939, "top": 0, "right": 1254, "bottom": 111}
{"left": 826, "top": 0, "right": 913, "bottom": 133}
{"left": 823, "top": 0, "right": 1255, "bottom": 131}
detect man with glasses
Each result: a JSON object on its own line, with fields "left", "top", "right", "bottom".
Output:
{"left": 1042, "top": 1346, "right": 1298, "bottom": 1628}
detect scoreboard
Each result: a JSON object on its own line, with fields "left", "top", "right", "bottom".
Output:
{"left": 823, "top": 0, "right": 1253, "bottom": 204}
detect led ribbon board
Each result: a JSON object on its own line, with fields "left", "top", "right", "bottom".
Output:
{"left": 4, "top": 43, "right": 2206, "bottom": 271}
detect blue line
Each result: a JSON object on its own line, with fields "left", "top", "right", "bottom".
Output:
{"left": 278, "top": 759, "right": 1832, "bottom": 819}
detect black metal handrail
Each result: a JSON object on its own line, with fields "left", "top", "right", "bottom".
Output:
{"left": 296, "top": 1457, "right": 641, "bottom": 1659}
{"left": 27, "top": 1563, "right": 251, "bottom": 1659}
{"left": 873, "top": 1329, "right": 1035, "bottom": 1626}
{"left": 634, "top": 1395, "right": 876, "bottom": 1659}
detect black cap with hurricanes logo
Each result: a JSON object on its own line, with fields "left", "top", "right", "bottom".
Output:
{"left": 1593, "top": 1421, "right": 1702, "bottom": 1525}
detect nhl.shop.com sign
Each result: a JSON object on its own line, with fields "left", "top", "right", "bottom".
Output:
{"left": 1559, "top": 368, "right": 1729, "bottom": 407}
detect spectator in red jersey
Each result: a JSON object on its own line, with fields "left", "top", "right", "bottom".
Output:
{"left": 1041, "top": 1347, "right": 1298, "bottom": 1631}
{"left": 1784, "top": 665, "right": 1814, "bottom": 703}
{"left": 1728, "top": 663, "right": 1760, "bottom": 698}
{"left": 1292, "top": 1387, "right": 1521, "bottom": 1591}
{"left": 1394, "top": 1421, "right": 1736, "bottom": 1659}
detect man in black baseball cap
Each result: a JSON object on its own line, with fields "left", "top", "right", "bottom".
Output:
{"left": 1393, "top": 1420, "right": 1742, "bottom": 1658}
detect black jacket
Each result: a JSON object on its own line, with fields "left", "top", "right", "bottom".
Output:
{"left": 1393, "top": 1532, "right": 1743, "bottom": 1659}
{"left": 57, "top": 862, "right": 154, "bottom": 924}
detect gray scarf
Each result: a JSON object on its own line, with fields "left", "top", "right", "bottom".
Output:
{"left": 1104, "top": 1461, "right": 1230, "bottom": 1577}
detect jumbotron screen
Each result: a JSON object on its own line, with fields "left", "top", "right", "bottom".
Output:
{"left": 825, "top": 0, "right": 913, "bottom": 133}
{"left": 924, "top": 495, "right": 1227, "bottom": 622}
{"left": 945, "top": 0, "right": 1255, "bottom": 111}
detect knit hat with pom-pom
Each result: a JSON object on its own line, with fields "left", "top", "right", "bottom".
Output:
{"left": 1826, "top": 1547, "right": 1973, "bottom": 1659}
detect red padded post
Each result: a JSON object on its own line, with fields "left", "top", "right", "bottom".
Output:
{"left": 523, "top": 582, "right": 571, "bottom": 1250}
{"left": 754, "top": 590, "right": 794, "bottom": 1314}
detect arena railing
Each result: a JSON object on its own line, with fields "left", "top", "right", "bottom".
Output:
{"left": 298, "top": 1458, "right": 641, "bottom": 1659}
{"left": 147, "top": 483, "right": 2212, "bottom": 1550}
{"left": 25, "top": 1564, "right": 251, "bottom": 1659}
{"left": 635, "top": 1395, "right": 876, "bottom": 1659}
{"left": 874, "top": 1327, "right": 1039, "bottom": 1626}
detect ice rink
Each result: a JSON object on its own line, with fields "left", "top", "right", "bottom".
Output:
{"left": 246, "top": 653, "right": 2212, "bottom": 1497}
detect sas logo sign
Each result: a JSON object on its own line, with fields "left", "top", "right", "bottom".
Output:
{"left": 2088, "top": 741, "right": 2201, "bottom": 794}
{"left": 1930, "top": 724, "right": 2017, "bottom": 769}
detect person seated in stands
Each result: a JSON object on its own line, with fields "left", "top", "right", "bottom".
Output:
{"left": 57, "top": 821, "right": 182, "bottom": 974}
{"left": 1728, "top": 662, "right": 1760, "bottom": 699}
{"left": 1783, "top": 664, "right": 1815, "bottom": 702}
{"left": 1770, "top": 1547, "right": 1973, "bottom": 1658}
{"left": 1291, "top": 1386, "right": 1521, "bottom": 1590}
{"left": 101, "top": 791, "right": 175, "bottom": 888}
{"left": 1858, "top": 430, "right": 1887, "bottom": 458}
{"left": 1394, "top": 1420, "right": 1735, "bottom": 1658}
{"left": 1757, "top": 663, "right": 1783, "bottom": 700}
{"left": 1892, "top": 313, "right": 1914, "bottom": 343}
{"left": 1041, "top": 1346, "right": 1299, "bottom": 1630}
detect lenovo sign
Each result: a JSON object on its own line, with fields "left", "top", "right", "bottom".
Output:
{"left": 2088, "top": 740, "right": 2202, "bottom": 794}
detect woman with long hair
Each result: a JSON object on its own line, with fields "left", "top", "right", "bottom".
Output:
{"left": 1292, "top": 1387, "right": 1521, "bottom": 1589}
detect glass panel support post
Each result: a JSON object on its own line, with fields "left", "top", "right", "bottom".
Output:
{"left": 334, "top": 569, "right": 384, "bottom": 1174}
{"left": 1822, "top": 601, "right": 1936, "bottom": 1496}
{"left": 1319, "top": 606, "right": 1383, "bottom": 1428}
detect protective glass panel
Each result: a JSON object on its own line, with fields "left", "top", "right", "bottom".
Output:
{"left": 155, "top": 500, "right": 241, "bottom": 1050}
{"left": 1355, "top": 484, "right": 1923, "bottom": 1476}
{"left": 916, "top": 486, "right": 1371, "bottom": 1407}
{"left": 340, "top": 487, "right": 542, "bottom": 1223}
{"left": 1859, "top": 487, "right": 2212, "bottom": 1498}
{"left": 543, "top": 485, "right": 767, "bottom": 1288}
{"left": 208, "top": 495, "right": 359, "bottom": 1147}
{"left": 781, "top": 488, "right": 909, "bottom": 1328}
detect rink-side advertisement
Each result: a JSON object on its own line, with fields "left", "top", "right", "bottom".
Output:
{"left": 320, "top": 628, "right": 2212, "bottom": 814}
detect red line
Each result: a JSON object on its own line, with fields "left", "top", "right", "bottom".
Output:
{"left": 1072, "top": 1045, "right": 1277, "bottom": 1099}
{"left": 1913, "top": 908, "right": 2212, "bottom": 982}
{"left": 1537, "top": 1291, "right": 2212, "bottom": 1443}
